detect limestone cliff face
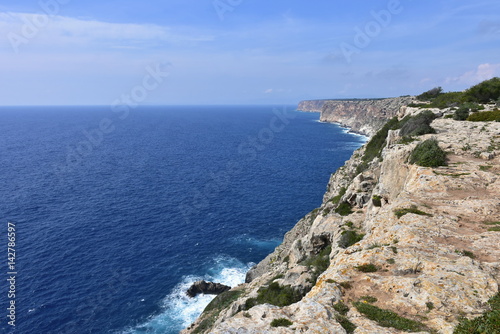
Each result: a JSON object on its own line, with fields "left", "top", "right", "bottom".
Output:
{"left": 183, "top": 108, "right": 500, "bottom": 334}
{"left": 298, "top": 97, "right": 415, "bottom": 136}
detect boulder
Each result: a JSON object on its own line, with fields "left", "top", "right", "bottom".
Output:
{"left": 186, "top": 280, "right": 231, "bottom": 298}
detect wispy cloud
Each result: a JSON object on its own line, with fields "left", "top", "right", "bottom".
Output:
{"left": 0, "top": 12, "right": 214, "bottom": 50}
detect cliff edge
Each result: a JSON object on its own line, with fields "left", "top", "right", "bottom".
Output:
{"left": 183, "top": 105, "right": 500, "bottom": 334}
{"left": 298, "top": 97, "right": 415, "bottom": 136}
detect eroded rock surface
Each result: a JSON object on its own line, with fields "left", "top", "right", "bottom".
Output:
{"left": 183, "top": 109, "right": 500, "bottom": 334}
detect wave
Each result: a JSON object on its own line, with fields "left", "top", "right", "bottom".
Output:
{"left": 120, "top": 256, "right": 251, "bottom": 334}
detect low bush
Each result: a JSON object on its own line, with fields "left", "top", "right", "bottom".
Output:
{"left": 244, "top": 282, "right": 303, "bottom": 309}
{"left": 270, "top": 318, "right": 293, "bottom": 327}
{"left": 301, "top": 245, "right": 332, "bottom": 285}
{"left": 330, "top": 187, "right": 347, "bottom": 204}
{"left": 394, "top": 205, "right": 432, "bottom": 218}
{"left": 409, "top": 139, "right": 447, "bottom": 167}
{"left": 356, "top": 263, "right": 378, "bottom": 273}
{"left": 333, "top": 302, "right": 350, "bottom": 315}
{"left": 467, "top": 109, "right": 500, "bottom": 122}
{"left": 335, "top": 202, "right": 353, "bottom": 216}
{"left": 372, "top": 195, "right": 382, "bottom": 207}
{"left": 193, "top": 290, "right": 243, "bottom": 334}
{"left": 338, "top": 230, "right": 365, "bottom": 249}
{"left": 453, "top": 292, "right": 500, "bottom": 333}
{"left": 399, "top": 110, "right": 436, "bottom": 137}
{"left": 453, "top": 106, "right": 470, "bottom": 121}
{"left": 335, "top": 314, "right": 357, "bottom": 334}
{"left": 354, "top": 302, "right": 430, "bottom": 332}
{"left": 360, "top": 295, "right": 378, "bottom": 303}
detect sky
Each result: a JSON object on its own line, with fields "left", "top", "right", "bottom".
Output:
{"left": 0, "top": 0, "right": 499, "bottom": 105}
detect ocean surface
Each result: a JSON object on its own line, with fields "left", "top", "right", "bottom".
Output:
{"left": 0, "top": 105, "right": 365, "bottom": 334}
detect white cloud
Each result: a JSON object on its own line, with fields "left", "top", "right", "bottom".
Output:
{"left": 264, "top": 88, "right": 273, "bottom": 94}
{"left": 446, "top": 63, "right": 500, "bottom": 85}
{"left": 0, "top": 12, "right": 214, "bottom": 50}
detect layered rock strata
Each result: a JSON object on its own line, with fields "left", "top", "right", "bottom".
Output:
{"left": 298, "top": 97, "right": 415, "bottom": 136}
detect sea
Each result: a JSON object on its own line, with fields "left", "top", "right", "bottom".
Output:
{"left": 0, "top": 105, "right": 366, "bottom": 334}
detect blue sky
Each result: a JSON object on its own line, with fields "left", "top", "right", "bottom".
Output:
{"left": 1, "top": 0, "right": 499, "bottom": 105}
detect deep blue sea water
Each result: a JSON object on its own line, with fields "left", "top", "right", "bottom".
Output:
{"left": 0, "top": 105, "right": 365, "bottom": 334}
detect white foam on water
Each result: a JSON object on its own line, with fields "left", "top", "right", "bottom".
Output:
{"left": 120, "top": 256, "right": 251, "bottom": 334}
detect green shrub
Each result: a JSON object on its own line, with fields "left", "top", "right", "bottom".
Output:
{"left": 409, "top": 139, "right": 447, "bottom": 167}
{"left": 417, "top": 87, "right": 443, "bottom": 101}
{"left": 372, "top": 195, "right": 382, "bottom": 207}
{"left": 467, "top": 109, "right": 500, "bottom": 122}
{"left": 245, "top": 282, "right": 303, "bottom": 309}
{"left": 301, "top": 245, "right": 332, "bottom": 285}
{"left": 193, "top": 290, "right": 243, "bottom": 334}
{"left": 394, "top": 205, "right": 432, "bottom": 218}
{"left": 354, "top": 302, "right": 430, "bottom": 332}
{"left": 453, "top": 292, "right": 500, "bottom": 333}
{"left": 360, "top": 296, "right": 378, "bottom": 303}
{"left": 464, "top": 77, "right": 500, "bottom": 103}
{"left": 453, "top": 106, "right": 470, "bottom": 121}
{"left": 361, "top": 117, "right": 400, "bottom": 168}
{"left": 333, "top": 301, "right": 350, "bottom": 315}
{"left": 339, "top": 281, "right": 353, "bottom": 289}
{"left": 270, "top": 318, "right": 293, "bottom": 327}
{"left": 356, "top": 263, "right": 378, "bottom": 273}
{"left": 338, "top": 230, "right": 365, "bottom": 248}
{"left": 386, "top": 258, "right": 396, "bottom": 264}
{"left": 335, "top": 314, "right": 357, "bottom": 334}
{"left": 426, "top": 302, "right": 434, "bottom": 311}
{"left": 399, "top": 110, "right": 436, "bottom": 137}
{"left": 335, "top": 202, "right": 353, "bottom": 216}
{"left": 330, "top": 187, "right": 347, "bottom": 204}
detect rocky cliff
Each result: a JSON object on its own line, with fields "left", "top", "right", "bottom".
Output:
{"left": 183, "top": 106, "right": 500, "bottom": 334}
{"left": 298, "top": 97, "right": 415, "bottom": 137}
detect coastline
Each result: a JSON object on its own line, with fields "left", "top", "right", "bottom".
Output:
{"left": 183, "top": 100, "right": 500, "bottom": 334}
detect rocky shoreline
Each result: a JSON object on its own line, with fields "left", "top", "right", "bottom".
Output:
{"left": 183, "top": 100, "right": 500, "bottom": 334}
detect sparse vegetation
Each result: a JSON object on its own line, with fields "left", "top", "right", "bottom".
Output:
{"left": 356, "top": 263, "right": 378, "bottom": 273}
{"left": 335, "top": 201, "right": 353, "bottom": 216}
{"left": 394, "top": 205, "right": 432, "bottom": 218}
{"left": 354, "top": 301, "right": 431, "bottom": 332}
{"left": 330, "top": 187, "right": 347, "bottom": 204}
{"left": 335, "top": 314, "right": 357, "bottom": 334}
{"left": 192, "top": 290, "right": 244, "bottom": 334}
{"left": 270, "top": 318, "right": 293, "bottom": 328}
{"left": 455, "top": 249, "right": 475, "bottom": 259}
{"left": 480, "top": 165, "right": 493, "bottom": 171}
{"left": 409, "top": 138, "right": 447, "bottom": 167}
{"left": 387, "top": 258, "right": 396, "bottom": 264}
{"left": 338, "top": 281, "right": 353, "bottom": 290}
{"left": 467, "top": 109, "right": 500, "bottom": 122}
{"left": 372, "top": 195, "right": 382, "bottom": 207}
{"left": 426, "top": 302, "right": 435, "bottom": 311}
{"left": 399, "top": 110, "right": 437, "bottom": 137}
{"left": 360, "top": 296, "right": 378, "bottom": 303}
{"left": 300, "top": 245, "right": 332, "bottom": 285}
{"left": 453, "top": 292, "right": 500, "bottom": 333}
{"left": 338, "top": 230, "right": 365, "bottom": 248}
{"left": 333, "top": 301, "right": 350, "bottom": 315}
{"left": 244, "top": 282, "right": 303, "bottom": 310}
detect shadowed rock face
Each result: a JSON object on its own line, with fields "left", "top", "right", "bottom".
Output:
{"left": 186, "top": 281, "right": 231, "bottom": 298}
{"left": 298, "top": 97, "right": 415, "bottom": 136}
